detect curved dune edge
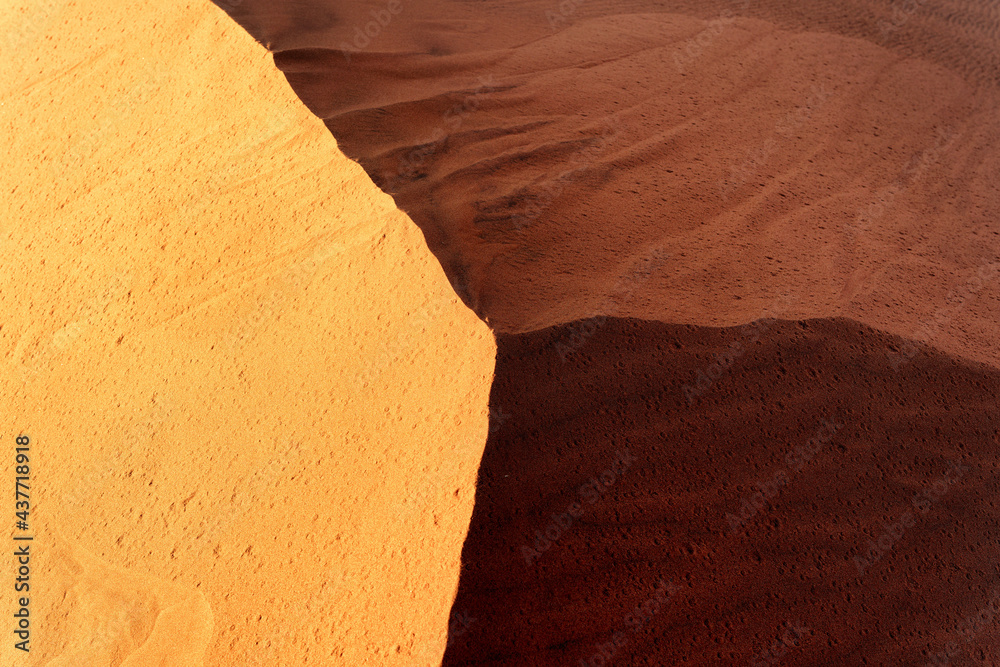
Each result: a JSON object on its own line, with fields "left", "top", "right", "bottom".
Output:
{"left": 217, "top": 0, "right": 1000, "bottom": 370}
{"left": 446, "top": 316, "right": 1000, "bottom": 665}
{"left": 2, "top": 0, "right": 494, "bottom": 665}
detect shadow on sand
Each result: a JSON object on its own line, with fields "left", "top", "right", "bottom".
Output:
{"left": 444, "top": 317, "right": 1000, "bottom": 666}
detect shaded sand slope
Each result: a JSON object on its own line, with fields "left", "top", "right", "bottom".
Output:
{"left": 217, "top": 0, "right": 1000, "bottom": 368}
{"left": 1, "top": 0, "right": 494, "bottom": 664}
{"left": 444, "top": 317, "right": 1000, "bottom": 666}
{"left": 218, "top": 0, "right": 1000, "bottom": 84}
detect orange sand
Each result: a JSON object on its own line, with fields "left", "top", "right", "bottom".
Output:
{"left": 6, "top": 0, "right": 1000, "bottom": 664}
{"left": 1, "top": 0, "right": 494, "bottom": 664}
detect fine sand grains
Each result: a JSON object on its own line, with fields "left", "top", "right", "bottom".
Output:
{"left": 1, "top": 0, "right": 494, "bottom": 664}
{"left": 230, "top": 0, "right": 1000, "bottom": 368}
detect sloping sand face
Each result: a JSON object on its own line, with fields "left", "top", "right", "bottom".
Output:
{"left": 448, "top": 318, "right": 1000, "bottom": 666}
{"left": 1, "top": 0, "right": 494, "bottom": 664}
{"left": 217, "top": 0, "right": 1000, "bottom": 369}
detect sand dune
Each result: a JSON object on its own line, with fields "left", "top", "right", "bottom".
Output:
{"left": 204, "top": 2, "right": 1000, "bottom": 663}
{"left": 8, "top": 0, "right": 999, "bottom": 664}
{"left": 220, "top": 0, "right": 1000, "bottom": 369}
{"left": 446, "top": 317, "right": 1000, "bottom": 665}
{"left": 2, "top": 0, "right": 493, "bottom": 664}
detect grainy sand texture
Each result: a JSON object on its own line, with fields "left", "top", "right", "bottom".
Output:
{"left": 2, "top": 1, "right": 494, "bottom": 665}
{"left": 222, "top": 0, "right": 1000, "bottom": 366}
{"left": 447, "top": 318, "right": 1000, "bottom": 665}
{"left": 4, "top": 0, "right": 999, "bottom": 665}
{"left": 211, "top": 0, "right": 999, "bottom": 664}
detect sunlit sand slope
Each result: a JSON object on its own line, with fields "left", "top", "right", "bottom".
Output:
{"left": 1, "top": 1, "right": 495, "bottom": 665}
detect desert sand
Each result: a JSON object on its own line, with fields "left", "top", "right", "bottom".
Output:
{"left": 5, "top": 0, "right": 1000, "bottom": 665}
{"left": 222, "top": 0, "right": 1000, "bottom": 368}
{"left": 208, "top": 0, "right": 999, "bottom": 664}
{"left": 446, "top": 317, "right": 1000, "bottom": 665}
{"left": 2, "top": 0, "right": 493, "bottom": 665}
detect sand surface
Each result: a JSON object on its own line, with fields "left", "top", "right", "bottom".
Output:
{"left": 207, "top": 1, "right": 1000, "bottom": 663}
{"left": 5, "top": 0, "right": 999, "bottom": 664}
{"left": 220, "top": 0, "right": 1000, "bottom": 369}
{"left": 2, "top": 0, "right": 494, "bottom": 664}
{"left": 447, "top": 318, "right": 1000, "bottom": 665}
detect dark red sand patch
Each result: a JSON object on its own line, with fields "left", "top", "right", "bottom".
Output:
{"left": 443, "top": 317, "right": 1000, "bottom": 666}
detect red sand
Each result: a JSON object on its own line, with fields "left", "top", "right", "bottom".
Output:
{"left": 219, "top": 0, "right": 1000, "bottom": 369}
{"left": 445, "top": 318, "right": 1000, "bottom": 665}
{"left": 211, "top": 1, "right": 1000, "bottom": 663}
